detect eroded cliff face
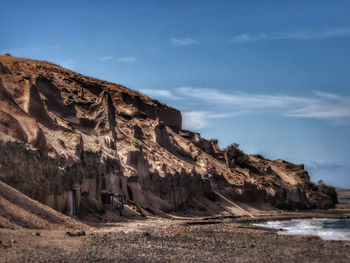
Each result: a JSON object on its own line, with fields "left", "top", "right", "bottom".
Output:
{"left": 0, "top": 55, "right": 336, "bottom": 217}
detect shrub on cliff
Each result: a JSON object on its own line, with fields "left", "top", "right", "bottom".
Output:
{"left": 224, "top": 143, "right": 250, "bottom": 168}
{"left": 297, "top": 180, "right": 338, "bottom": 208}
{"left": 317, "top": 180, "right": 338, "bottom": 204}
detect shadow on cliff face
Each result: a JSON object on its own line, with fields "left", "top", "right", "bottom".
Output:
{"left": 0, "top": 181, "right": 85, "bottom": 229}
{"left": 154, "top": 125, "right": 195, "bottom": 164}
{"left": 121, "top": 150, "right": 217, "bottom": 215}
{"left": 35, "top": 75, "right": 76, "bottom": 117}
{"left": 0, "top": 140, "right": 109, "bottom": 216}
{"left": 0, "top": 139, "right": 326, "bottom": 218}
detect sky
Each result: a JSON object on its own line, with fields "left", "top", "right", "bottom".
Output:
{"left": 1, "top": 0, "right": 350, "bottom": 187}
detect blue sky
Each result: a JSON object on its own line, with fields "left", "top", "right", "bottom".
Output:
{"left": 1, "top": 0, "right": 350, "bottom": 187}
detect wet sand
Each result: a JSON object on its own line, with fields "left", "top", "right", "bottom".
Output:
{"left": 1, "top": 210, "right": 350, "bottom": 263}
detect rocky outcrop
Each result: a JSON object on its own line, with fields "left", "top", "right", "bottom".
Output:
{"left": 180, "top": 130, "right": 226, "bottom": 162}
{"left": 0, "top": 61, "right": 10, "bottom": 74}
{"left": 0, "top": 55, "right": 337, "bottom": 218}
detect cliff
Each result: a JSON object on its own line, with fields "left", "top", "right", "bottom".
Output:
{"left": 0, "top": 54, "right": 337, "bottom": 218}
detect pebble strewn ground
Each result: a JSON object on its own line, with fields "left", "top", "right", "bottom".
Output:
{"left": 1, "top": 219, "right": 350, "bottom": 263}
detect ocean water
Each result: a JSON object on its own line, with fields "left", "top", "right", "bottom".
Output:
{"left": 255, "top": 218, "right": 350, "bottom": 241}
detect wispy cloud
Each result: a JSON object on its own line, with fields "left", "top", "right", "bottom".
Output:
{"left": 309, "top": 160, "right": 342, "bottom": 171}
{"left": 139, "top": 89, "right": 179, "bottom": 100}
{"left": 178, "top": 87, "right": 350, "bottom": 120}
{"left": 46, "top": 45, "right": 62, "bottom": 50}
{"left": 285, "top": 91, "right": 350, "bottom": 119}
{"left": 182, "top": 111, "right": 233, "bottom": 130}
{"left": 57, "top": 59, "right": 77, "bottom": 70}
{"left": 230, "top": 33, "right": 268, "bottom": 43}
{"left": 137, "top": 87, "right": 350, "bottom": 129}
{"left": 170, "top": 37, "right": 200, "bottom": 46}
{"left": 117, "top": 57, "right": 137, "bottom": 63}
{"left": 1, "top": 45, "right": 62, "bottom": 55}
{"left": 98, "top": 56, "right": 113, "bottom": 61}
{"left": 229, "top": 27, "right": 350, "bottom": 43}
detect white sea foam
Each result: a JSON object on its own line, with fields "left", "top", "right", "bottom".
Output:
{"left": 255, "top": 218, "right": 350, "bottom": 241}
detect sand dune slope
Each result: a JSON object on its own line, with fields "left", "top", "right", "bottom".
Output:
{"left": 0, "top": 181, "right": 86, "bottom": 229}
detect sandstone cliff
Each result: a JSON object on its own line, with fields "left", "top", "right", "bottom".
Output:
{"left": 0, "top": 54, "right": 337, "bottom": 218}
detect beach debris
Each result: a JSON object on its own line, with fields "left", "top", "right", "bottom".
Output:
{"left": 65, "top": 230, "right": 86, "bottom": 237}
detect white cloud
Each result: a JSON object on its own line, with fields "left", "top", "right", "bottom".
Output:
{"left": 229, "top": 27, "right": 350, "bottom": 43}
{"left": 178, "top": 87, "right": 350, "bottom": 120}
{"left": 139, "top": 89, "right": 179, "bottom": 100}
{"left": 117, "top": 57, "right": 137, "bottom": 63}
{"left": 98, "top": 56, "right": 113, "bottom": 61}
{"left": 182, "top": 111, "right": 210, "bottom": 130}
{"left": 170, "top": 37, "right": 200, "bottom": 46}
{"left": 182, "top": 111, "right": 234, "bottom": 130}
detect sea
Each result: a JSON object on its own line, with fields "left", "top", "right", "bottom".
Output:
{"left": 255, "top": 218, "right": 350, "bottom": 241}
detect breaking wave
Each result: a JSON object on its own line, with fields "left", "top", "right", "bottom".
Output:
{"left": 255, "top": 218, "right": 350, "bottom": 241}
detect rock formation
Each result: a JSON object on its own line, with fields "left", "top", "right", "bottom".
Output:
{"left": 0, "top": 54, "right": 337, "bottom": 218}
